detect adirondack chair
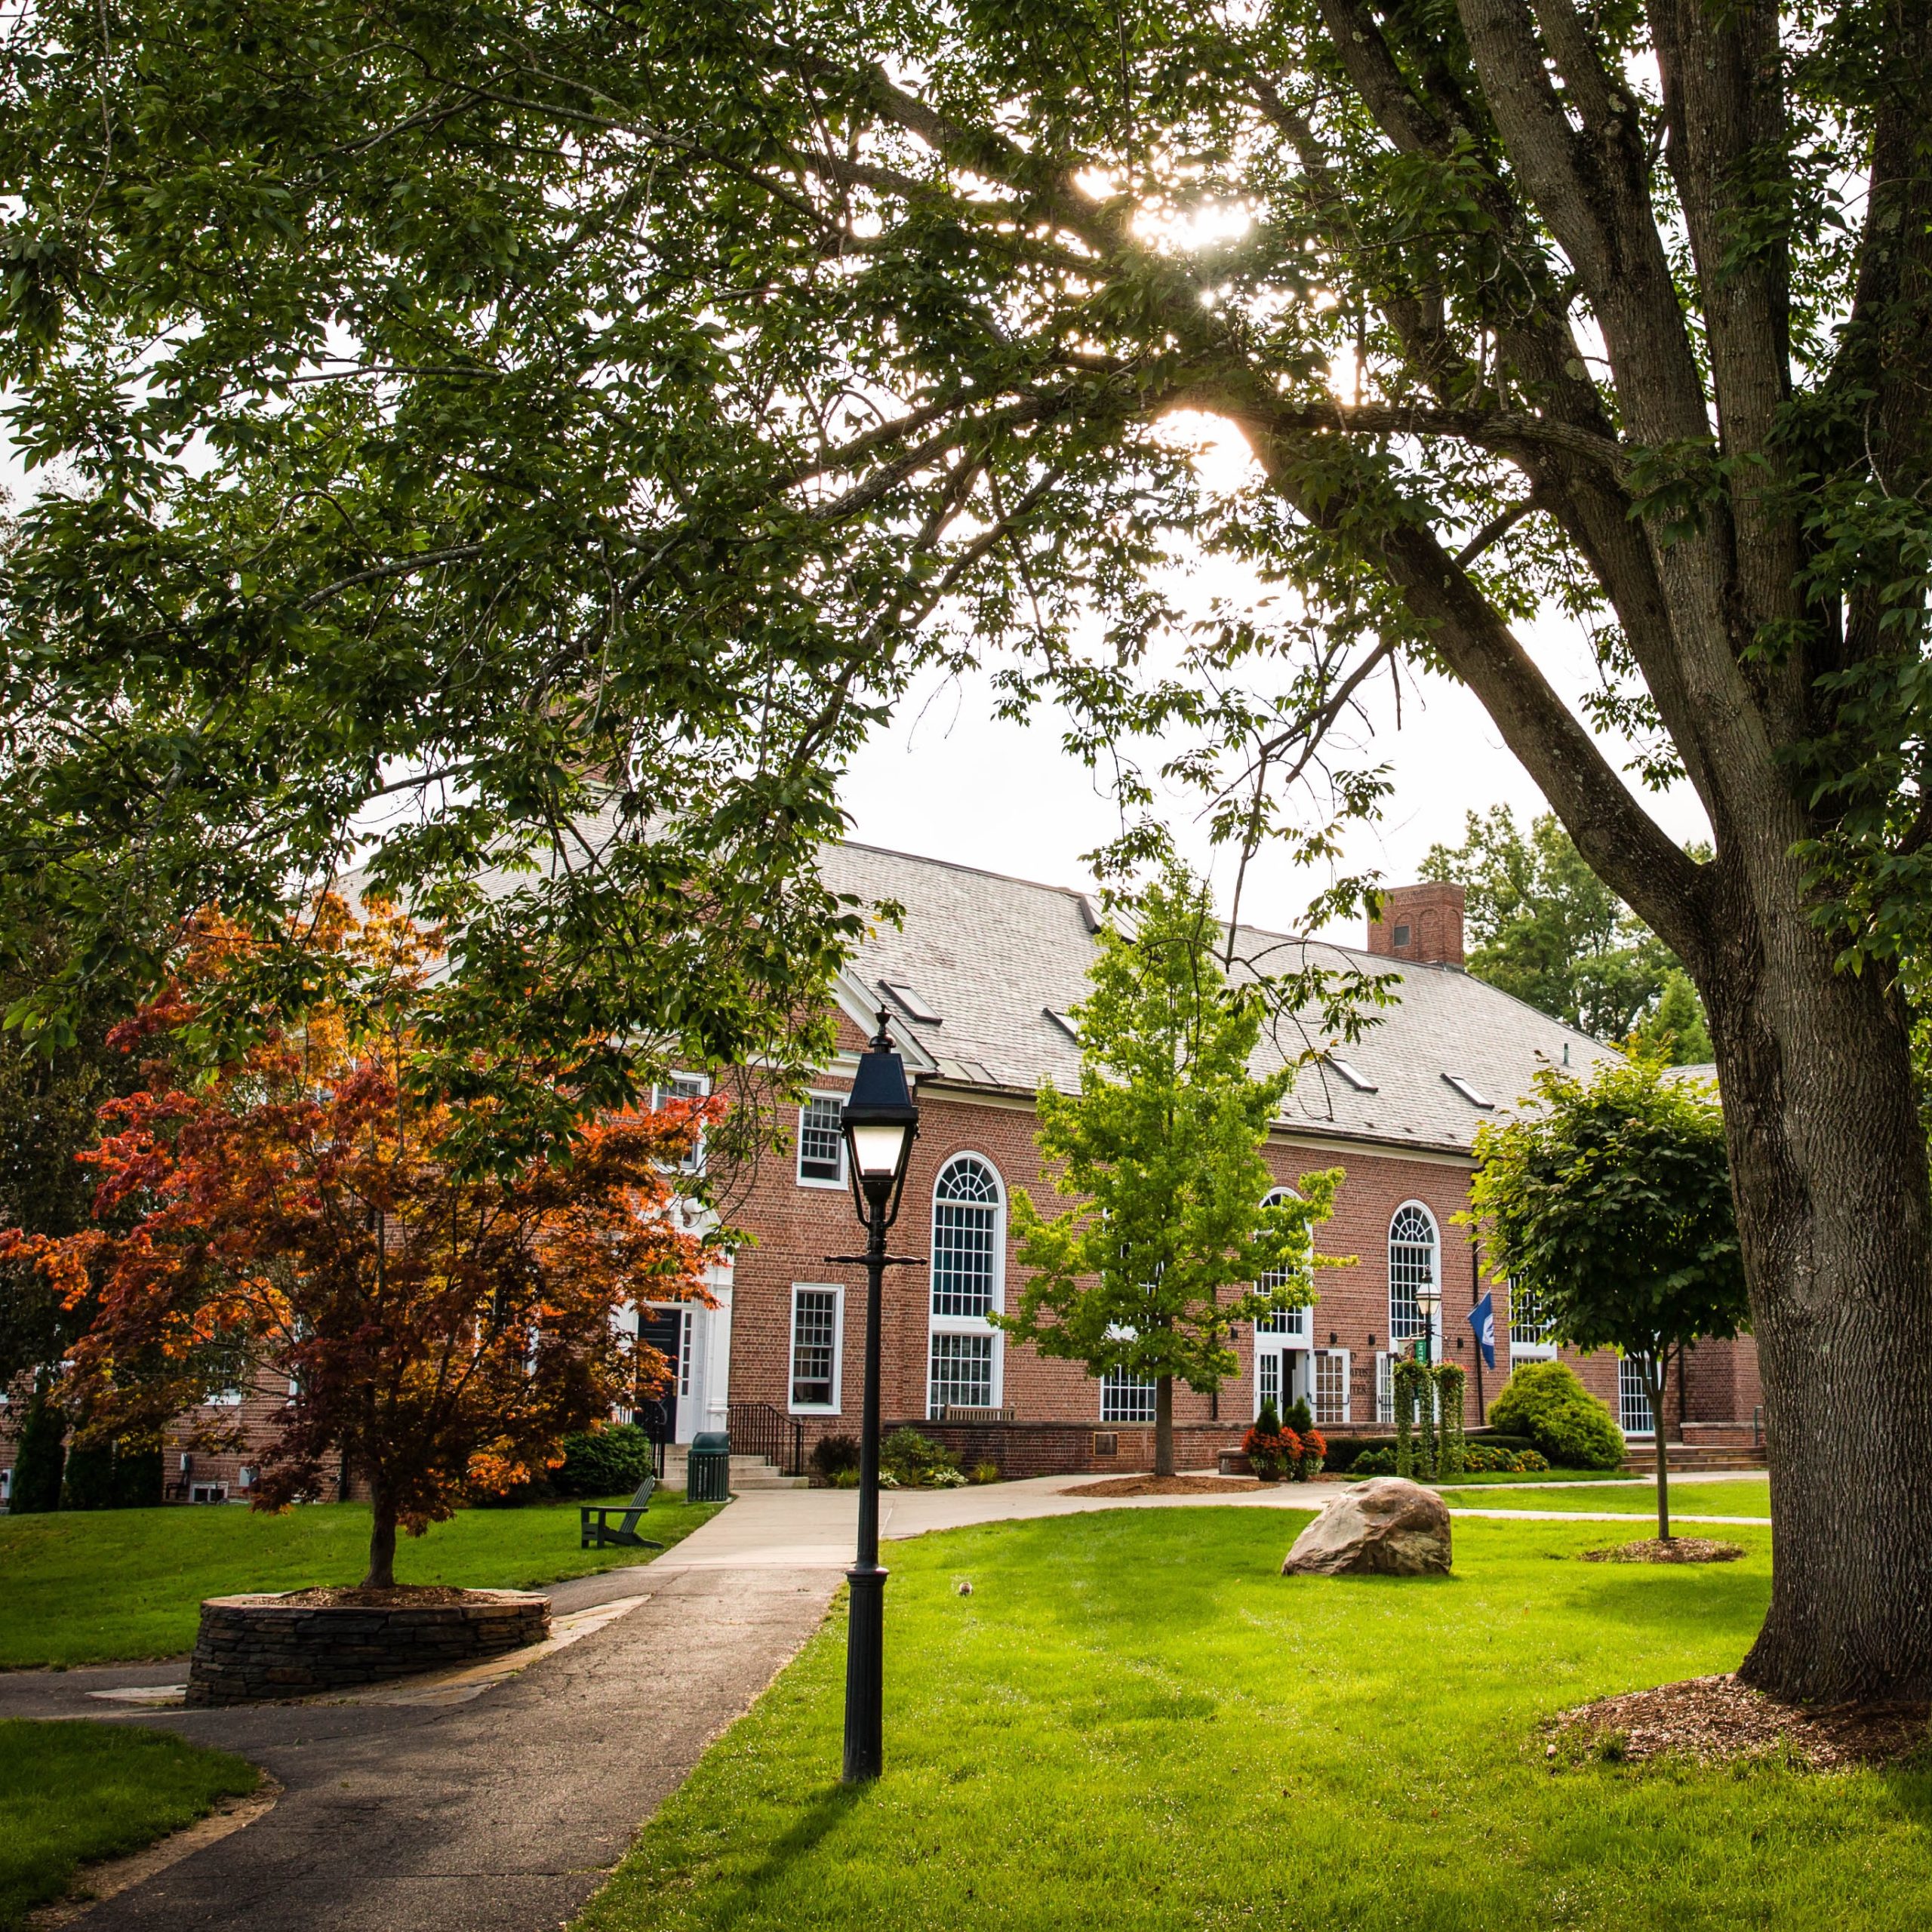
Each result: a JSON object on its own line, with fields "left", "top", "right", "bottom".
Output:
{"left": 579, "top": 1474, "right": 664, "bottom": 1550}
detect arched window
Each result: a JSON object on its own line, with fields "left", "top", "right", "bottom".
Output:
{"left": 928, "top": 1155, "right": 1004, "bottom": 1415}
{"left": 1254, "top": 1187, "right": 1309, "bottom": 1340}
{"left": 932, "top": 1156, "right": 1001, "bottom": 1318}
{"left": 1388, "top": 1203, "right": 1438, "bottom": 1345}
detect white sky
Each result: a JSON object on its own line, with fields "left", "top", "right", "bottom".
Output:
{"left": 840, "top": 419, "right": 1712, "bottom": 945}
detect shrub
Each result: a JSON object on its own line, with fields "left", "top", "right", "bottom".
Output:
{"left": 1517, "top": 1448, "right": 1551, "bottom": 1472}
{"left": 1352, "top": 1445, "right": 1399, "bottom": 1476}
{"left": 1321, "top": 1435, "right": 1396, "bottom": 1472}
{"left": 1242, "top": 1400, "right": 1298, "bottom": 1479}
{"left": 1296, "top": 1428, "right": 1327, "bottom": 1481}
{"left": 879, "top": 1426, "right": 961, "bottom": 1487}
{"left": 1285, "top": 1396, "right": 1315, "bottom": 1439}
{"left": 1487, "top": 1361, "right": 1626, "bottom": 1469}
{"left": 810, "top": 1435, "right": 861, "bottom": 1483}
{"left": 968, "top": 1462, "right": 1002, "bottom": 1485}
{"left": 551, "top": 1423, "right": 657, "bottom": 1498}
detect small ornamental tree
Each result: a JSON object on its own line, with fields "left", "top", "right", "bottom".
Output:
{"left": 1467, "top": 1060, "right": 1747, "bottom": 1541}
{"left": 2, "top": 903, "right": 715, "bottom": 1586}
{"left": 998, "top": 866, "right": 1340, "bottom": 1478}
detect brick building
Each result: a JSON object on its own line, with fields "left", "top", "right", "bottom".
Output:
{"left": 680, "top": 844, "right": 1761, "bottom": 1477}
{"left": 0, "top": 842, "right": 1764, "bottom": 1505}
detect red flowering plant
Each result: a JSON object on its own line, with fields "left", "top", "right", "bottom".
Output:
{"left": 1241, "top": 1398, "right": 1301, "bottom": 1481}
{"left": 2, "top": 899, "right": 719, "bottom": 1589}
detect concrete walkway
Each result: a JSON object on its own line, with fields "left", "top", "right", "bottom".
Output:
{"left": 2, "top": 1472, "right": 1768, "bottom": 1930}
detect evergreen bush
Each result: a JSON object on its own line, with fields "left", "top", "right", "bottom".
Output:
{"left": 8, "top": 1387, "right": 66, "bottom": 1514}
{"left": 810, "top": 1435, "right": 861, "bottom": 1482}
{"left": 1487, "top": 1362, "right": 1625, "bottom": 1469}
{"left": 551, "top": 1423, "right": 657, "bottom": 1497}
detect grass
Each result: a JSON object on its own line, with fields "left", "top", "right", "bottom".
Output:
{"left": 1412, "top": 1465, "right": 1656, "bottom": 1485}
{"left": 0, "top": 1494, "right": 721, "bottom": 1669}
{"left": 0, "top": 1720, "right": 259, "bottom": 1930}
{"left": 1437, "top": 1478, "right": 1770, "bottom": 1518}
{"left": 576, "top": 1508, "right": 1932, "bottom": 1932}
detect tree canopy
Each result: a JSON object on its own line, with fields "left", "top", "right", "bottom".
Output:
{"left": 1001, "top": 864, "right": 1340, "bottom": 1477}
{"left": 2, "top": 900, "right": 712, "bottom": 1583}
{"left": 1468, "top": 1057, "right": 1746, "bottom": 1537}
{"left": 1420, "top": 805, "right": 1712, "bottom": 1054}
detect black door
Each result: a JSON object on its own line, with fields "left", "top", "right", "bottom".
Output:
{"left": 633, "top": 1307, "right": 685, "bottom": 1444}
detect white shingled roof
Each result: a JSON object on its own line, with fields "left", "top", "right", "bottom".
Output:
{"left": 823, "top": 841, "right": 1617, "bottom": 1158}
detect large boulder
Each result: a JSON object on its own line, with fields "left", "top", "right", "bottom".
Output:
{"left": 1281, "top": 1478, "right": 1452, "bottom": 1577}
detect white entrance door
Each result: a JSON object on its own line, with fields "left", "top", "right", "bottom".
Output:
{"left": 1254, "top": 1309, "right": 1311, "bottom": 1419}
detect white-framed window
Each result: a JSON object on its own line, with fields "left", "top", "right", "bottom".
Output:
{"left": 932, "top": 1155, "right": 1001, "bottom": 1318}
{"left": 1509, "top": 1277, "right": 1557, "bottom": 1358}
{"left": 1388, "top": 1202, "right": 1439, "bottom": 1347}
{"left": 1375, "top": 1350, "right": 1395, "bottom": 1426}
{"left": 928, "top": 1155, "right": 1004, "bottom": 1416}
{"left": 651, "top": 1072, "right": 710, "bottom": 1174}
{"left": 1100, "top": 1367, "right": 1158, "bottom": 1424}
{"left": 1312, "top": 1349, "right": 1351, "bottom": 1427}
{"left": 1620, "top": 1355, "right": 1654, "bottom": 1437}
{"left": 788, "top": 1284, "right": 843, "bottom": 1412}
{"left": 1254, "top": 1186, "right": 1312, "bottom": 1340}
{"left": 796, "top": 1094, "right": 846, "bottom": 1187}
{"left": 929, "top": 1333, "right": 995, "bottom": 1411}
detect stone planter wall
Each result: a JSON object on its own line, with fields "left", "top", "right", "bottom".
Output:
{"left": 186, "top": 1590, "right": 550, "bottom": 1706}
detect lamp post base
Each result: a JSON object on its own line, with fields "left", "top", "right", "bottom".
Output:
{"left": 841, "top": 1562, "right": 888, "bottom": 1783}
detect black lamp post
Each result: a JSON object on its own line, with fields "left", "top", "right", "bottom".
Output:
{"left": 1416, "top": 1281, "right": 1441, "bottom": 1366}
{"left": 835, "top": 1011, "right": 919, "bottom": 1784}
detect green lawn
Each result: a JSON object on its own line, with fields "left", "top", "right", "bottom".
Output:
{"left": 1438, "top": 1478, "right": 1770, "bottom": 1517}
{"left": 577, "top": 1508, "right": 1932, "bottom": 1932}
{"left": 0, "top": 1720, "right": 259, "bottom": 1930}
{"left": 0, "top": 1495, "right": 721, "bottom": 1669}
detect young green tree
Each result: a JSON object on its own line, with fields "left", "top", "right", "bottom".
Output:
{"left": 1626, "top": 972, "right": 1715, "bottom": 1066}
{"left": 1467, "top": 1060, "right": 1748, "bottom": 1542}
{"left": 998, "top": 867, "right": 1340, "bottom": 1478}
{"left": 1419, "top": 808, "right": 1706, "bottom": 1049}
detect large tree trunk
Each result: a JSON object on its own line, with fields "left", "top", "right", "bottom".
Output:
{"left": 1703, "top": 888, "right": 1932, "bottom": 1703}
{"left": 1153, "top": 1375, "right": 1175, "bottom": 1478}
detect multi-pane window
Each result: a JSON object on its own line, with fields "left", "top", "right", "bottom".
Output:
{"left": 1375, "top": 1351, "right": 1395, "bottom": 1425}
{"left": 932, "top": 1158, "right": 1000, "bottom": 1318}
{"left": 789, "top": 1287, "right": 841, "bottom": 1411}
{"left": 1254, "top": 1186, "right": 1311, "bottom": 1338}
{"left": 1100, "top": 1367, "right": 1158, "bottom": 1424}
{"left": 797, "top": 1096, "right": 844, "bottom": 1185}
{"left": 652, "top": 1073, "right": 710, "bottom": 1174}
{"left": 1312, "top": 1350, "right": 1350, "bottom": 1427}
{"left": 1509, "top": 1277, "right": 1556, "bottom": 1353}
{"left": 1388, "top": 1204, "right": 1438, "bottom": 1344}
{"left": 929, "top": 1334, "right": 995, "bottom": 1411}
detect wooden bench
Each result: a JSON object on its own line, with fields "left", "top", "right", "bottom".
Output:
{"left": 579, "top": 1475, "right": 664, "bottom": 1550}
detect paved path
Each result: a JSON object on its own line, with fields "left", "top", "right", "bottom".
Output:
{"left": 2, "top": 1472, "right": 1768, "bottom": 1930}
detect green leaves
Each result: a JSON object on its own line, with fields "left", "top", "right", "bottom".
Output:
{"left": 1466, "top": 1057, "right": 1746, "bottom": 1364}
{"left": 998, "top": 862, "right": 1340, "bottom": 1393}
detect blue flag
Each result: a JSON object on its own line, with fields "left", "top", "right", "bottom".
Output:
{"left": 1468, "top": 1291, "right": 1496, "bottom": 1370}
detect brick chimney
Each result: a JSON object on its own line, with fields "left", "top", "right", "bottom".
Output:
{"left": 1367, "top": 882, "right": 1465, "bottom": 968}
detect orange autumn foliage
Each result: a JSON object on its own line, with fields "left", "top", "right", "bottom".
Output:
{"left": 2, "top": 901, "right": 718, "bottom": 1583}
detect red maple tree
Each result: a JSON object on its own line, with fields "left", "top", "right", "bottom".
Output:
{"left": 4, "top": 901, "right": 718, "bottom": 1586}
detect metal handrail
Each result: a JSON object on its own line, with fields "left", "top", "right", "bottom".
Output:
{"left": 726, "top": 1401, "right": 805, "bottom": 1475}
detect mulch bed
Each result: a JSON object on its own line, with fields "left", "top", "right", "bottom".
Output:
{"left": 275, "top": 1586, "right": 490, "bottom": 1608}
{"left": 1555, "top": 1673, "right": 1931, "bottom": 1769}
{"left": 1065, "top": 1475, "right": 1266, "bottom": 1497}
{"left": 1580, "top": 1537, "right": 1746, "bottom": 1564}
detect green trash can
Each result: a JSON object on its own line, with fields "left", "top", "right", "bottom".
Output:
{"left": 687, "top": 1431, "right": 731, "bottom": 1503}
